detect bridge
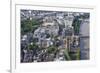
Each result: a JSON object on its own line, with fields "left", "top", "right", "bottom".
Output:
{"left": 79, "top": 36, "right": 89, "bottom": 38}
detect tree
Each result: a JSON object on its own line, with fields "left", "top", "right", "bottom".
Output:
{"left": 72, "top": 16, "right": 81, "bottom": 35}
{"left": 47, "top": 46, "right": 58, "bottom": 54}
{"left": 28, "top": 43, "right": 38, "bottom": 50}
{"left": 21, "top": 18, "right": 40, "bottom": 35}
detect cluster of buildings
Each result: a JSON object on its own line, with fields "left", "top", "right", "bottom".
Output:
{"left": 21, "top": 10, "right": 90, "bottom": 62}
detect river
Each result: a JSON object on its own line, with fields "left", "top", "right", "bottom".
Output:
{"left": 79, "top": 19, "right": 89, "bottom": 60}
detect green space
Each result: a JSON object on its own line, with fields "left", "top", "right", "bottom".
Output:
{"left": 64, "top": 48, "right": 80, "bottom": 60}
{"left": 72, "top": 16, "right": 81, "bottom": 35}
{"left": 21, "top": 18, "right": 40, "bottom": 35}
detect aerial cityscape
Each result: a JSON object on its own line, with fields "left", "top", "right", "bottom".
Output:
{"left": 20, "top": 10, "right": 90, "bottom": 63}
